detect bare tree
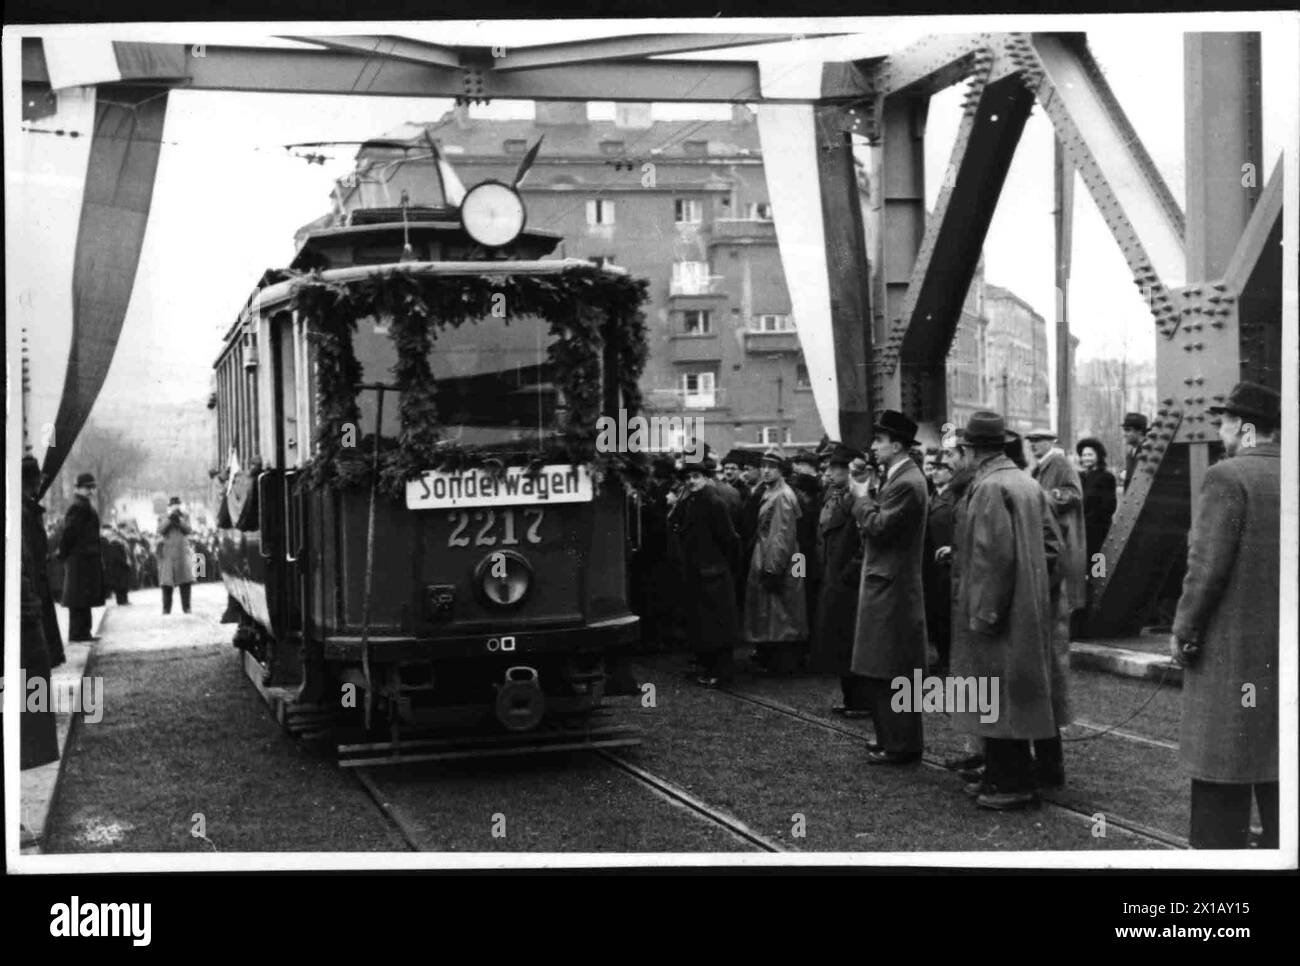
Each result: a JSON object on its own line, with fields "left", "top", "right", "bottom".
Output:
{"left": 54, "top": 420, "right": 149, "bottom": 519}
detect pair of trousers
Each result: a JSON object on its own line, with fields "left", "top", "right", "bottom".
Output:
{"left": 1190, "top": 780, "right": 1279, "bottom": 849}
{"left": 698, "top": 644, "right": 734, "bottom": 682}
{"left": 114, "top": 588, "right": 129, "bottom": 605}
{"left": 840, "top": 673, "right": 870, "bottom": 711}
{"left": 984, "top": 738, "right": 1035, "bottom": 793}
{"left": 162, "top": 583, "right": 192, "bottom": 614}
{"left": 68, "top": 606, "right": 93, "bottom": 641}
{"left": 1033, "top": 732, "right": 1064, "bottom": 779}
{"left": 862, "top": 676, "right": 923, "bottom": 755}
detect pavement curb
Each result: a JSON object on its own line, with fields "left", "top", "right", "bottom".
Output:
{"left": 1069, "top": 641, "right": 1183, "bottom": 686}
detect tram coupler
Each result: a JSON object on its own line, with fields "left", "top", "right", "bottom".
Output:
{"left": 495, "top": 666, "right": 546, "bottom": 732}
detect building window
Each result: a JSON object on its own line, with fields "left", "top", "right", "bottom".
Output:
{"left": 746, "top": 201, "right": 773, "bottom": 220}
{"left": 759, "top": 426, "right": 793, "bottom": 445}
{"left": 504, "top": 139, "right": 528, "bottom": 154}
{"left": 682, "top": 309, "right": 712, "bottom": 335}
{"left": 599, "top": 139, "right": 626, "bottom": 156}
{"left": 681, "top": 371, "right": 716, "bottom": 409}
{"left": 795, "top": 363, "right": 810, "bottom": 389}
{"left": 674, "top": 199, "right": 703, "bottom": 224}
{"left": 683, "top": 140, "right": 708, "bottom": 157}
{"left": 586, "top": 199, "right": 616, "bottom": 226}
{"left": 671, "top": 261, "right": 713, "bottom": 295}
{"left": 752, "top": 314, "right": 794, "bottom": 332}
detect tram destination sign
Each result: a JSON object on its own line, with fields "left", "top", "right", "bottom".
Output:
{"left": 406, "top": 464, "right": 594, "bottom": 510}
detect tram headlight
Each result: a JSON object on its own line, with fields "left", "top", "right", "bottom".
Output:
{"left": 474, "top": 550, "right": 533, "bottom": 609}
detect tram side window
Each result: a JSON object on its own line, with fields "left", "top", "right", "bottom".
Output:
{"left": 215, "top": 332, "right": 261, "bottom": 470}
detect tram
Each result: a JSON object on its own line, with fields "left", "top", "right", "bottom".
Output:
{"left": 211, "top": 166, "right": 650, "bottom": 757}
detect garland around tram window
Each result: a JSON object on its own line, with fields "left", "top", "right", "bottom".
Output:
{"left": 292, "top": 265, "right": 651, "bottom": 498}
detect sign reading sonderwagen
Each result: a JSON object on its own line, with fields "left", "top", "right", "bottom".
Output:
{"left": 406, "top": 464, "right": 594, "bottom": 510}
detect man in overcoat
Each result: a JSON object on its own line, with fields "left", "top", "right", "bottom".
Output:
{"left": 22, "top": 456, "right": 65, "bottom": 667}
{"left": 949, "top": 412, "right": 1062, "bottom": 809}
{"left": 1171, "top": 381, "right": 1280, "bottom": 849}
{"left": 743, "top": 450, "right": 808, "bottom": 672}
{"left": 809, "top": 445, "right": 866, "bottom": 714}
{"left": 923, "top": 451, "right": 957, "bottom": 675}
{"left": 101, "top": 524, "right": 133, "bottom": 605}
{"left": 668, "top": 457, "right": 742, "bottom": 687}
{"left": 157, "top": 496, "right": 196, "bottom": 614}
{"left": 1026, "top": 427, "right": 1085, "bottom": 786}
{"left": 57, "top": 472, "right": 105, "bottom": 642}
{"left": 850, "top": 410, "right": 929, "bottom": 764}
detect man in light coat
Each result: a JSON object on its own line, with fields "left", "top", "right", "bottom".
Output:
{"left": 850, "top": 410, "right": 929, "bottom": 765}
{"left": 1025, "top": 427, "right": 1085, "bottom": 787}
{"left": 743, "top": 450, "right": 808, "bottom": 672}
{"left": 1171, "top": 382, "right": 1280, "bottom": 849}
{"left": 949, "top": 412, "right": 1062, "bottom": 809}
{"left": 156, "top": 496, "right": 196, "bottom": 615}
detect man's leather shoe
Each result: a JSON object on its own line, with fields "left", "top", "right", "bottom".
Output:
{"left": 944, "top": 753, "right": 985, "bottom": 771}
{"left": 976, "top": 789, "right": 1041, "bottom": 811}
{"left": 959, "top": 764, "right": 986, "bottom": 783}
{"left": 866, "top": 749, "right": 921, "bottom": 766}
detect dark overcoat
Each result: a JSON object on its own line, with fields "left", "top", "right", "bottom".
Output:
{"left": 849, "top": 458, "right": 929, "bottom": 679}
{"left": 1032, "top": 448, "right": 1087, "bottom": 613}
{"left": 709, "top": 478, "right": 743, "bottom": 533}
{"left": 1080, "top": 467, "right": 1118, "bottom": 561}
{"left": 923, "top": 485, "right": 958, "bottom": 650}
{"left": 667, "top": 485, "right": 740, "bottom": 650}
{"left": 742, "top": 480, "right": 807, "bottom": 642}
{"left": 57, "top": 498, "right": 104, "bottom": 608}
{"left": 1173, "top": 441, "right": 1280, "bottom": 784}
{"left": 21, "top": 536, "right": 60, "bottom": 769}
{"left": 949, "top": 454, "right": 1062, "bottom": 740}
{"left": 809, "top": 481, "right": 862, "bottom": 674}
{"left": 23, "top": 497, "right": 65, "bottom": 667}
{"left": 103, "top": 532, "right": 133, "bottom": 590}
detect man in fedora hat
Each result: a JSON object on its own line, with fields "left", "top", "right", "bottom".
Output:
{"left": 1024, "top": 426, "right": 1085, "bottom": 787}
{"left": 743, "top": 449, "right": 808, "bottom": 672}
{"left": 157, "top": 496, "right": 196, "bottom": 615}
{"left": 1120, "top": 413, "right": 1149, "bottom": 493}
{"left": 809, "top": 444, "right": 867, "bottom": 714}
{"left": 57, "top": 472, "right": 105, "bottom": 642}
{"left": 948, "top": 412, "right": 1062, "bottom": 808}
{"left": 668, "top": 456, "right": 741, "bottom": 687}
{"left": 1172, "top": 381, "right": 1281, "bottom": 848}
{"left": 850, "top": 410, "right": 930, "bottom": 764}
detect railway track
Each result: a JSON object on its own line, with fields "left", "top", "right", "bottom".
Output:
{"left": 714, "top": 684, "right": 1189, "bottom": 850}
{"left": 351, "top": 748, "right": 786, "bottom": 853}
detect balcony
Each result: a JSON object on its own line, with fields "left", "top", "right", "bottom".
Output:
{"left": 743, "top": 328, "right": 801, "bottom": 354}
{"left": 710, "top": 218, "right": 777, "bottom": 244}
{"left": 669, "top": 275, "right": 727, "bottom": 298}
{"left": 669, "top": 334, "right": 723, "bottom": 364}
{"left": 646, "top": 387, "right": 729, "bottom": 412}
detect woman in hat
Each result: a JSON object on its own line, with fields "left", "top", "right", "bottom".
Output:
{"left": 1075, "top": 436, "right": 1117, "bottom": 562}
{"left": 156, "top": 497, "right": 196, "bottom": 614}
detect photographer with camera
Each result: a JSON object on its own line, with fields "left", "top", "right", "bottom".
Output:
{"left": 156, "top": 496, "right": 195, "bottom": 615}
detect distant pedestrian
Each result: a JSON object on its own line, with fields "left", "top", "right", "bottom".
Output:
{"left": 101, "top": 524, "right": 133, "bottom": 605}
{"left": 1121, "top": 412, "right": 1149, "bottom": 493}
{"left": 1172, "top": 381, "right": 1280, "bottom": 849}
{"left": 1076, "top": 437, "right": 1117, "bottom": 562}
{"left": 809, "top": 445, "right": 866, "bottom": 714}
{"left": 949, "top": 412, "right": 1062, "bottom": 809}
{"left": 668, "top": 457, "right": 741, "bottom": 687}
{"left": 743, "top": 450, "right": 808, "bottom": 672}
{"left": 850, "top": 410, "right": 929, "bottom": 765}
{"left": 157, "top": 496, "right": 195, "bottom": 615}
{"left": 57, "top": 472, "right": 105, "bottom": 642}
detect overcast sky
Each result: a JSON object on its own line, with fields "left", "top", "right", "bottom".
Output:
{"left": 10, "top": 15, "right": 1296, "bottom": 421}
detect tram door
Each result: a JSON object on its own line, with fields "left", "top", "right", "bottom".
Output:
{"left": 269, "top": 312, "right": 307, "bottom": 671}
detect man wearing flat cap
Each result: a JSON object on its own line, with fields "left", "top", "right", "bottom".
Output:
{"left": 850, "top": 410, "right": 930, "bottom": 764}
{"left": 1121, "top": 413, "right": 1149, "bottom": 493}
{"left": 948, "top": 412, "right": 1063, "bottom": 808}
{"left": 57, "top": 472, "right": 105, "bottom": 642}
{"left": 1171, "top": 381, "right": 1280, "bottom": 848}
{"left": 743, "top": 449, "right": 808, "bottom": 672}
{"left": 810, "top": 445, "right": 867, "bottom": 713}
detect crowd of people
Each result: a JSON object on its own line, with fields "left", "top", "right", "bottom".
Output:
{"left": 631, "top": 381, "right": 1280, "bottom": 845}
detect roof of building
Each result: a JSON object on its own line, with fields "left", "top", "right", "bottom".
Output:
{"left": 982, "top": 282, "right": 1045, "bottom": 321}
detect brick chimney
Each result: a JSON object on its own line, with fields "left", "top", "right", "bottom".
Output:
{"left": 534, "top": 101, "right": 588, "bottom": 125}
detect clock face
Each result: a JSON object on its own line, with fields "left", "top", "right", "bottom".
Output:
{"left": 460, "top": 181, "right": 526, "bottom": 248}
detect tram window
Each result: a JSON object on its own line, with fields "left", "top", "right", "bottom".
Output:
{"left": 347, "top": 311, "right": 569, "bottom": 451}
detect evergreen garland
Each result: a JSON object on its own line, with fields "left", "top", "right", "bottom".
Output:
{"left": 291, "top": 264, "right": 650, "bottom": 498}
